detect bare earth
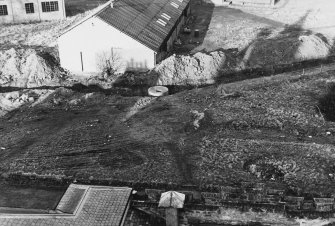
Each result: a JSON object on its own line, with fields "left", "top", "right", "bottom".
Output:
{"left": 1, "top": 1, "right": 335, "bottom": 224}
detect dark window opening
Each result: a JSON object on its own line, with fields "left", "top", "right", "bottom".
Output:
{"left": 25, "top": 3, "right": 35, "bottom": 14}
{"left": 0, "top": 5, "right": 8, "bottom": 16}
{"left": 41, "top": 1, "right": 59, "bottom": 12}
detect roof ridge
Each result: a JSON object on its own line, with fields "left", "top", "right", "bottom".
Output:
{"left": 59, "top": 0, "right": 112, "bottom": 37}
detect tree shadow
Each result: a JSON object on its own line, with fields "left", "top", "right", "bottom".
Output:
{"left": 317, "top": 83, "right": 335, "bottom": 122}
{"left": 317, "top": 38, "right": 335, "bottom": 122}
{"left": 329, "top": 37, "right": 335, "bottom": 56}
{"left": 240, "top": 10, "right": 312, "bottom": 68}
{"left": 214, "top": 10, "right": 331, "bottom": 84}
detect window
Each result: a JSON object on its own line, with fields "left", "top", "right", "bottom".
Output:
{"left": 25, "top": 3, "right": 35, "bottom": 14}
{"left": 161, "top": 13, "right": 171, "bottom": 21}
{"left": 41, "top": 1, "right": 59, "bottom": 12}
{"left": 171, "top": 2, "right": 179, "bottom": 8}
{"left": 156, "top": 19, "right": 167, "bottom": 26}
{"left": 0, "top": 5, "right": 8, "bottom": 16}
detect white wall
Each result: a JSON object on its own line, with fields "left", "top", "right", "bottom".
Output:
{"left": 0, "top": 0, "right": 65, "bottom": 24}
{"left": 58, "top": 17, "right": 156, "bottom": 73}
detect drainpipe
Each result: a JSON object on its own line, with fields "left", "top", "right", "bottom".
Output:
{"left": 10, "top": 0, "right": 14, "bottom": 23}
{"left": 36, "top": 0, "right": 42, "bottom": 22}
{"left": 62, "top": 0, "right": 66, "bottom": 18}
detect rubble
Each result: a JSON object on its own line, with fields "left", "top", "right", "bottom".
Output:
{"left": 154, "top": 51, "right": 231, "bottom": 86}
{"left": 0, "top": 48, "right": 66, "bottom": 88}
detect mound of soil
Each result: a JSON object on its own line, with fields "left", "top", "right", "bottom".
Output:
{"left": 0, "top": 48, "right": 66, "bottom": 88}
{"left": 154, "top": 34, "right": 330, "bottom": 86}
{"left": 0, "top": 89, "right": 53, "bottom": 116}
{"left": 153, "top": 51, "right": 236, "bottom": 86}
{"left": 242, "top": 34, "right": 331, "bottom": 67}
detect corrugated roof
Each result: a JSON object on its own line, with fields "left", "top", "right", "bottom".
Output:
{"left": 97, "top": 0, "right": 190, "bottom": 51}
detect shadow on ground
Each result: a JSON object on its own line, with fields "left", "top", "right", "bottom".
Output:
{"left": 318, "top": 77, "right": 335, "bottom": 122}
{"left": 213, "top": 10, "right": 335, "bottom": 84}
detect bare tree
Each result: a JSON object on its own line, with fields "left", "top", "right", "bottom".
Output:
{"left": 96, "top": 48, "right": 123, "bottom": 79}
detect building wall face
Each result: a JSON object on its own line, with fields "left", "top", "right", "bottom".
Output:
{"left": 166, "top": 5, "right": 188, "bottom": 54}
{"left": 58, "top": 17, "right": 156, "bottom": 73}
{"left": 0, "top": 0, "right": 65, "bottom": 24}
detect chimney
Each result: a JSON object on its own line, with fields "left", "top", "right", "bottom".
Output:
{"left": 110, "top": 0, "right": 114, "bottom": 8}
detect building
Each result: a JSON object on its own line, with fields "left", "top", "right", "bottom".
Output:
{"left": 0, "top": 0, "right": 66, "bottom": 24}
{"left": 58, "top": 0, "right": 191, "bottom": 73}
{"left": 0, "top": 184, "right": 132, "bottom": 226}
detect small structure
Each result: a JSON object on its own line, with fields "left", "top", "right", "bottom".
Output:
{"left": 0, "top": 184, "right": 132, "bottom": 226}
{"left": 0, "top": 0, "right": 66, "bottom": 24}
{"left": 159, "top": 191, "right": 185, "bottom": 226}
{"left": 58, "top": 0, "right": 191, "bottom": 74}
{"left": 314, "top": 198, "right": 334, "bottom": 212}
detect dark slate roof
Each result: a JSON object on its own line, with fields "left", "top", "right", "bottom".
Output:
{"left": 0, "top": 184, "right": 132, "bottom": 226}
{"left": 97, "top": 0, "right": 190, "bottom": 51}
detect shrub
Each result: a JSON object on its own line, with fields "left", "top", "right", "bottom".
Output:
{"left": 96, "top": 49, "right": 123, "bottom": 79}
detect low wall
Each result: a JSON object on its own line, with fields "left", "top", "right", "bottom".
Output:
{"left": 210, "top": 0, "right": 274, "bottom": 6}
{"left": 233, "top": 0, "right": 274, "bottom": 6}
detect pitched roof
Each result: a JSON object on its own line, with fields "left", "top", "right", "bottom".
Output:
{"left": 0, "top": 184, "right": 132, "bottom": 226}
{"left": 158, "top": 191, "right": 185, "bottom": 208}
{"left": 97, "top": 0, "right": 190, "bottom": 51}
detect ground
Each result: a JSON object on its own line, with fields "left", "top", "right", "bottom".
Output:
{"left": 1, "top": 67, "right": 335, "bottom": 194}
{"left": 1, "top": 0, "right": 335, "bottom": 224}
{"left": 176, "top": 0, "right": 335, "bottom": 54}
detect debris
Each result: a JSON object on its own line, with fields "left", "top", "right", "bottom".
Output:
{"left": 183, "top": 27, "right": 191, "bottom": 34}
{"left": 191, "top": 110, "right": 205, "bottom": 130}
{"left": 69, "top": 99, "right": 81, "bottom": 105}
{"left": 154, "top": 50, "right": 228, "bottom": 86}
{"left": 0, "top": 48, "right": 65, "bottom": 88}
{"left": 174, "top": 38, "right": 182, "bottom": 45}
